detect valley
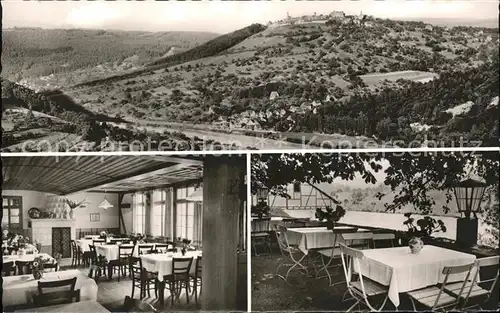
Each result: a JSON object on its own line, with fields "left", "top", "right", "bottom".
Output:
{"left": 2, "top": 12, "right": 498, "bottom": 151}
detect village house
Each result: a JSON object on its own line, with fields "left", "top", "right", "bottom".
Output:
{"left": 269, "top": 91, "right": 280, "bottom": 100}
{"left": 329, "top": 10, "right": 345, "bottom": 19}
{"left": 425, "top": 25, "right": 433, "bottom": 32}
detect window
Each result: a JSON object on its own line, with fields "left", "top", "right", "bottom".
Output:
{"left": 175, "top": 185, "right": 198, "bottom": 241}
{"left": 133, "top": 193, "right": 146, "bottom": 234}
{"left": 151, "top": 190, "right": 167, "bottom": 237}
{"left": 2, "top": 196, "right": 22, "bottom": 231}
{"left": 293, "top": 182, "right": 302, "bottom": 199}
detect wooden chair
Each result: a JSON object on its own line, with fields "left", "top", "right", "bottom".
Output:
{"left": 2, "top": 261, "right": 17, "bottom": 276}
{"left": 33, "top": 277, "right": 80, "bottom": 307}
{"left": 163, "top": 257, "right": 194, "bottom": 306}
{"left": 190, "top": 256, "right": 202, "bottom": 306}
{"left": 16, "top": 260, "right": 33, "bottom": 275}
{"left": 372, "top": 233, "right": 395, "bottom": 248}
{"left": 339, "top": 243, "right": 390, "bottom": 312}
{"left": 43, "top": 262, "right": 59, "bottom": 272}
{"left": 129, "top": 256, "right": 158, "bottom": 300}
{"left": 92, "top": 239, "right": 106, "bottom": 246}
{"left": 137, "top": 245, "right": 154, "bottom": 255}
{"left": 123, "top": 295, "right": 158, "bottom": 312}
{"left": 109, "top": 245, "right": 134, "bottom": 281}
{"left": 315, "top": 227, "right": 359, "bottom": 286}
{"left": 88, "top": 244, "right": 107, "bottom": 282}
{"left": 151, "top": 243, "right": 169, "bottom": 254}
{"left": 251, "top": 217, "right": 272, "bottom": 256}
{"left": 445, "top": 256, "right": 499, "bottom": 310}
{"left": 70, "top": 240, "right": 81, "bottom": 267}
{"left": 406, "top": 262, "right": 475, "bottom": 311}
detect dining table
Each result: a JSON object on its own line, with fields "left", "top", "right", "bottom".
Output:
{"left": 2, "top": 269, "right": 98, "bottom": 309}
{"left": 286, "top": 226, "right": 370, "bottom": 254}
{"left": 356, "top": 245, "right": 477, "bottom": 308}
{"left": 14, "top": 300, "right": 110, "bottom": 313}
{"left": 3, "top": 253, "right": 58, "bottom": 273}
{"left": 141, "top": 250, "right": 201, "bottom": 307}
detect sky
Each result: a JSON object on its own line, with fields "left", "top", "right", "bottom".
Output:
{"left": 2, "top": 1, "right": 498, "bottom": 34}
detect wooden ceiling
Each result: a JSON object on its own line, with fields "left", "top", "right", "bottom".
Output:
{"left": 2, "top": 155, "right": 203, "bottom": 195}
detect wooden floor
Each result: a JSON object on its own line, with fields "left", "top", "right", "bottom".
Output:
{"left": 59, "top": 254, "right": 248, "bottom": 312}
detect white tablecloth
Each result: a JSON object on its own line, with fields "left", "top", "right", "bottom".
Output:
{"left": 286, "top": 227, "right": 370, "bottom": 254}
{"left": 3, "top": 253, "right": 55, "bottom": 265}
{"left": 75, "top": 239, "right": 94, "bottom": 252}
{"left": 95, "top": 244, "right": 151, "bottom": 261}
{"left": 2, "top": 269, "right": 98, "bottom": 307}
{"left": 14, "top": 300, "right": 109, "bottom": 313}
{"left": 357, "top": 245, "right": 477, "bottom": 307}
{"left": 141, "top": 251, "right": 200, "bottom": 281}
{"left": 84, "top": 235, "right": 101, "bottom": 240}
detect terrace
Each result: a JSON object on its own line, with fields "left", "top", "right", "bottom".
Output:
{"left": 251, "top": 152, "right": 499, "bottom": 311}
{"left": 2, "top": 155, "right": 247, "bottom": 312}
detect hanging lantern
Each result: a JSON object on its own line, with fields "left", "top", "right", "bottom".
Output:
{"left": 256, "top": 187, "right": 269, "bottom": 201}
{"left": 452, "top": 178, "right": 487, "bottom": 219}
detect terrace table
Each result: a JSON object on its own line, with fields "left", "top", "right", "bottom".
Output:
{"left": 356, "top": 245, "right": 477, "bottom": 308}
{"left": 14, "top": 300, "right": 110, "bottom": 313}
{"left": 286, "top": 226, "right": 370, "bottom": 254}
{"left": 2, "top": 269, "right": 98, "bottom": 308}
{"left": 141, "top": 251, "right": 201, "bottom": 307}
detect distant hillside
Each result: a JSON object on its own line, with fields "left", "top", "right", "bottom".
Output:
{"left": 2, "top": 28, "right": 219, "bottom": 81}
{"left": 400, "top": 18, "right": 499, "bottom": 29}
{"left": 148, "top": 23, "right": 267, "bottom": 67}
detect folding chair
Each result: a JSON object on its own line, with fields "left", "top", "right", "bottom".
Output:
{"left": 342, "top": 232, "right": 374, "bottom": 250}
{"left": 339, "top": 243, "right": 390, "bottom": 312}
{"left": 372, "top": 233, "right": 395, "bottom": 249}
{"left": 274, "top": 225, "right": 311, "bottom": 281}
{"left": 406, "top": 262, "right": 475, "bottom": 311}
{"left": 445, "top": 256, "right": 499, "bottom": 310}
{"left": 315, "top": 227, "right": 358, "bottom": 286}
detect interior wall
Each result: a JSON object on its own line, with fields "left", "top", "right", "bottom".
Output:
{"left": 2, "top": 190, "right": 120, "bottom": 231}
{"left": 52, "top": 192, "right": 120, "bottom": 229}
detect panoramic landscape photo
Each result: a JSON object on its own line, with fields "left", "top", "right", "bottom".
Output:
{"left": 1, "top": 1, "right": 499, "bottom": 151}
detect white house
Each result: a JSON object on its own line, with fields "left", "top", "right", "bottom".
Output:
{"left": 269, "top": 91, "right": 279, "bottom": 100}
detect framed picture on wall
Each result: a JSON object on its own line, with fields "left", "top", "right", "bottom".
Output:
{"left": 90, "top": 213, "right": 100, "bottom": 222}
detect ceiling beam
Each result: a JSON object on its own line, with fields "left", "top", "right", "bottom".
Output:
{"left": 75, "top": 164, "right": 202, "bottom": 194}
{"left": 140, "top": 155, "right": 204, "bottom": 166}
{"left": 61, "top": 162, "right": 178, "bottom": 195}
{"left": 88, "top": 178, "right": 203, "bottom": 194}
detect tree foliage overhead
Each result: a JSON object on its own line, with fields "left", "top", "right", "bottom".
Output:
{"left": 252, "top": 152, "right": 499, "bottom": 216}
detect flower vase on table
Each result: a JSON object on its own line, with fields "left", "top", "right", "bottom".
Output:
{"left": 408, "top": 237, "right": 424, "bottom": 254}
{"left": 33, "top": 270, "right": 43, "bottom": 280}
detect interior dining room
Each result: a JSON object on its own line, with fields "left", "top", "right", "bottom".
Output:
{"left": 1, "top": 154, "right": 248, "bottom": 313}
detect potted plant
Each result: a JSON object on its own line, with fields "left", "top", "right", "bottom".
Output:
{"left": 251, "top": 200, "right": 271, "bottom": 219}
{"left": 315, "top": 205, "right": 346, "bottom": 230}
{"left": 31, "top": 256, "right": 50, "bottom": 280}
{"left": 65, "top": 198, "right": 88, "bottom": 219}
{"left": 99, "top": 231, "right": 108, "bottom": 240}
{"left": 403, "top": 213, "right": 447, "bottom": 252}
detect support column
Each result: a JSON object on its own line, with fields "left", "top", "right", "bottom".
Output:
{"left": 201, "top": 155, "right": 245, "bottom": 310}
